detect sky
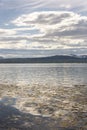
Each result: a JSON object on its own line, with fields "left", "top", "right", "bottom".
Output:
{"left": 0, "top": 0, "right": 87, "bottom": 58}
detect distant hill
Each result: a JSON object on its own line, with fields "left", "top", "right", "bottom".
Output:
{"left": 0, "top": 56, "right": 3, "bottom": 59}
{"left": 0, "top": 55, "right": 87, "bottom": 63}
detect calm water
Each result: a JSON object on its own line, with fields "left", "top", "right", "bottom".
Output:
{"left": 0, "top": 63, "right": 87, "bottom": 86}
{"left": 0, "top": 63, "right": 87, "bottom": 129}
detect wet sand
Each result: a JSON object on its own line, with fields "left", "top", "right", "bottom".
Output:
{"left": 0, "top": 83, "right": 87, "bottom": 130}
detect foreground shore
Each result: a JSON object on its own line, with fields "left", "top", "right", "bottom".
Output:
{"left": 0, "top": 83, "right": 87, "bottom": 130}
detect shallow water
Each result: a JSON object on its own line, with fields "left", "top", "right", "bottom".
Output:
{"left": 0, "top": 63, "right": 87, "bottom": 129}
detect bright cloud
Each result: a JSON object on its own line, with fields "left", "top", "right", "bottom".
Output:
{"left": 7, "top": 11, "right": 87, "bottom": 49}
{"left": 0, "top": 0, "right": 87, "bottom": 57}
{"left": 0, "top": 11, "right": 87, "bottom": 51}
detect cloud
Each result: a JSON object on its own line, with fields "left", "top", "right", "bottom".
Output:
{"left": 0, "top": 28, "right": 16, "bottom": 36}
{"left": 12, "top": 11, "right": 87, "bottom": 38}
{"left": 0, "top": 0, "right": 87, "bottom": 14}
{"left": 11, "top": 11, "right": 87, "bottom": 48}
{"left": 0, "top": 10, "right": 87, "bottom": 57}
{"left": 0, "top": 0, "right": 87, "bottom": 57}
{"left": 0, "top": 0, "right": 47, "bottom": 11}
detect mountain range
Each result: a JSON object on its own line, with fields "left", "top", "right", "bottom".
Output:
{"left": 0, "top": 55, "right": 87, "bottom": 63}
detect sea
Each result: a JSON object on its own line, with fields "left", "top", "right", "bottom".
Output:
{"left": 0, "top": 63, "right": 87, "bottom": 86}
{"left": 0, "top": 63, "right": 87, "bottom": 129}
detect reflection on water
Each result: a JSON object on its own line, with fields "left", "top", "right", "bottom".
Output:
{"left": 0, "top": 63, "right": 87, "bottom": 129}
{"left": 0, "top": 63, "right": 87, "bottom": 86}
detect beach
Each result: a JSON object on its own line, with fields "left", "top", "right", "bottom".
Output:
{"left": 0, "top": 83, "right": 87, "bottom": 130}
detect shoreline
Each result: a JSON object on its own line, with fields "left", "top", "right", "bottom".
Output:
{"left": 0, "top": 83, "right": 87, "bottom": 129}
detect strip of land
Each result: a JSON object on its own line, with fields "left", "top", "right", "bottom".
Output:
{"left": 0, "top": 55, "right": 87, "bottom": 63}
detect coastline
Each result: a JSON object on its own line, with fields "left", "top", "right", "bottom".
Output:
{"left": 0, "top": 83, "right": 87, "bottom": 130}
